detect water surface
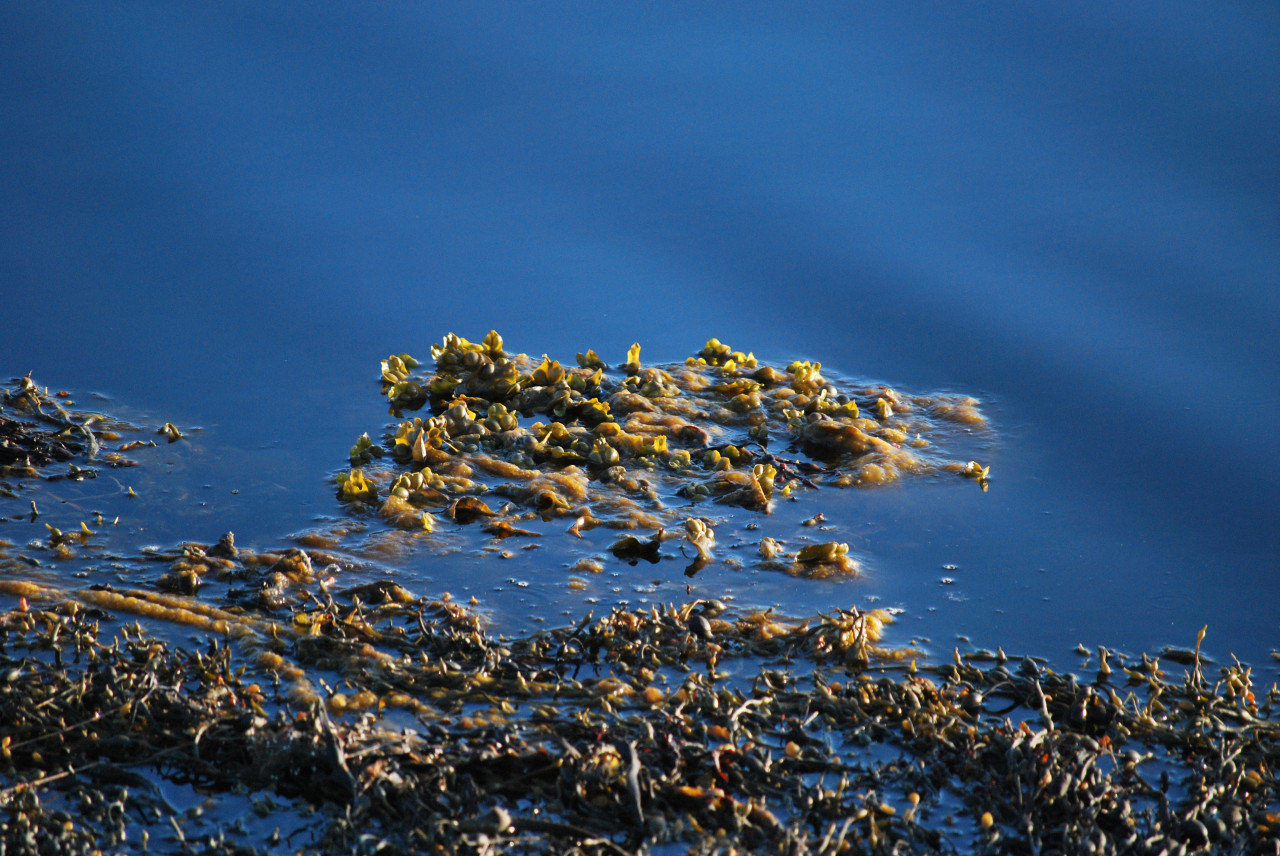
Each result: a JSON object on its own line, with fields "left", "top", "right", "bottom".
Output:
{"left": 3, "top": 3, "right": 1277, "bottom": 670}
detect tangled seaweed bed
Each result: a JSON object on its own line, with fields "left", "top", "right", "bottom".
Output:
{"left": 2, "top": 364, "right": 1278, "bottom": 855}
{"left": 1, "top": 589, "right": 1278, "bottom": 855}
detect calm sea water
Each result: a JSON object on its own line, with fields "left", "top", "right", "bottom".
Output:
{"left": 3, "top": 3, "right": 1278, "bottom": 670}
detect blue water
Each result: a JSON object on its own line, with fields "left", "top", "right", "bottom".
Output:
{"left": 3, "top": 3, "right": 1278, "bottom": 668}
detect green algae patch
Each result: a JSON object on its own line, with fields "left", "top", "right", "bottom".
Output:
{"left": 341, "top": 333, "right": 992, "bottom": 576}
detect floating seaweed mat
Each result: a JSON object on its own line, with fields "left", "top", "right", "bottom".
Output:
{"left": 0, "top": 375, "right": 149, "bottom": 479}
{"left": 0, "top": 569, "right": 472, "bottom": 717}
{"left": 0, "top": 576, "right": 341, "bottom": 710}
{"left": 340, "top": 333, "right": 994, "bottom": 575}
{"left": 0, "top": 578, "right": 281, "bottom": 638}
{"left": 1, "top": 596, "right": 1276, "bottom": 855}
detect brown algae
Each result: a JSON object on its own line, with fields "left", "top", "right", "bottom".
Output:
{"left": 8, "top": 366, "right": 1273, "bottom": 853}
{"left": 0, "top": 591, "right": 1276, "bottom": 855}
{"left": 339, "top": 332, "right": 993, "bottom": 575}
{"left": 1, "top": 375, "right": 148, "bottom": 483}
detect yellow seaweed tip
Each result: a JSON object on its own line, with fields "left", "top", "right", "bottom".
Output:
{"left": 336, "top": 469, "right": 379, "bottom": 503}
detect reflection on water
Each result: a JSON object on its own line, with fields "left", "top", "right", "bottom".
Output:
{"left": 2, "top": 3, "right": 1277, "bottom": 670}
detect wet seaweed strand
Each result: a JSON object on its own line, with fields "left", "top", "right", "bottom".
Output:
{"left": 1, "top": 375, "right": 147, "bottom": 479}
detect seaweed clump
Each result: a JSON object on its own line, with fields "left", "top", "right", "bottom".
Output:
{"left": 337, "top": 333, "right": 992, "bottom": 574}
{"left": 1, "top": 376, "right": 143, "bottom": 480}
{"left": 1, "top": 376, "right": 159, "bottom": 566}
{"left": 0, "top": 591, "right": 1276, "bottom": 855}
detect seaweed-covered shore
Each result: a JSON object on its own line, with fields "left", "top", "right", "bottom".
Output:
{"left": 2, "top": 365, "right": 1278, "bottom": 854}
{"left": 1, "top": 589, "right": 1277, "bottom": 855}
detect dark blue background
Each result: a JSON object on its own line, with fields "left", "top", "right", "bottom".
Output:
{"left": 3, "top": 3, "right": 1278, "bottom": 665}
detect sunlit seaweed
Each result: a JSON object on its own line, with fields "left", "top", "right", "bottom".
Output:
{"left": 342, "top": 332, "right": 992, "bottom": 576}
{"left": 6, "top": 352, "right": 1270, "bottom": 855}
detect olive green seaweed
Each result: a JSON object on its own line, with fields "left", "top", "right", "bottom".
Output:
{"left": 340, "top": 332, "right": 993, "bottom": 578}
